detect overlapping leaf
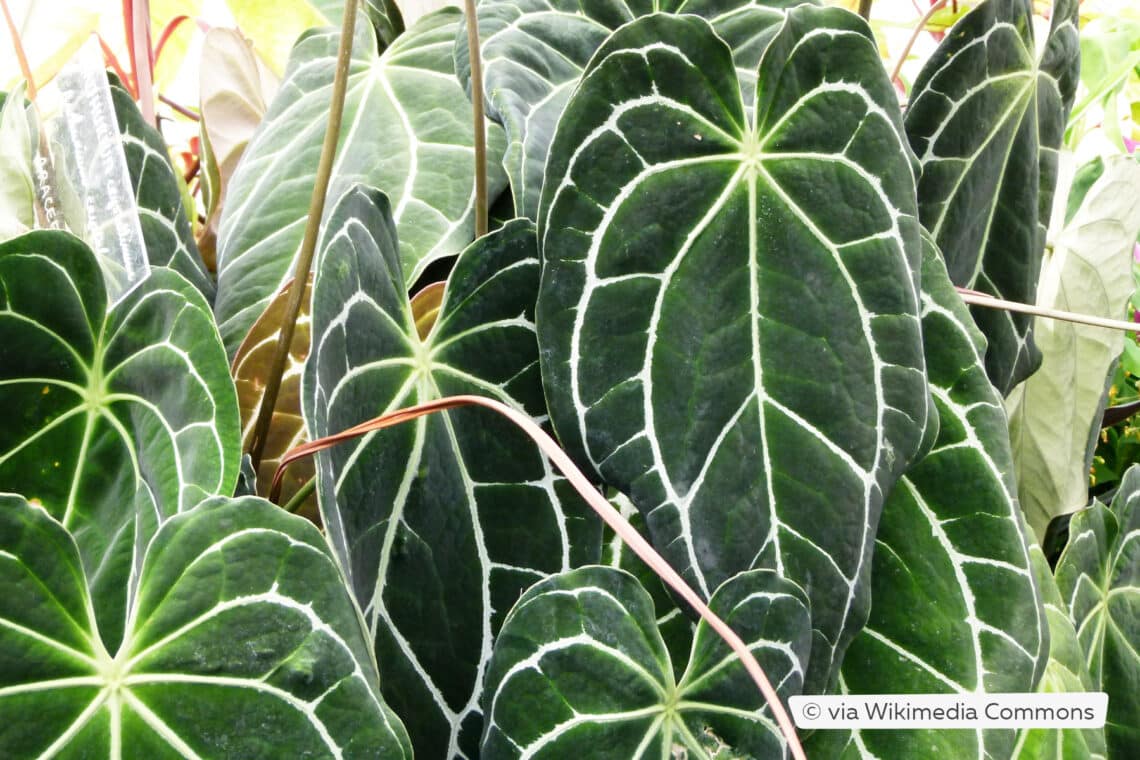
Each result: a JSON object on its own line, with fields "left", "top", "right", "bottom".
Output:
{"left": 303, "top": 185, "right": 599, "bottom": 757}
{"left": 0, "top": 494, "right": 412, "bottom": 758}
{"left": 904, "top": 0, "right": 1080, "bottom": 395}
{"left": 536, "top": 10, "right": 930, "bottom": 692}
{"left": 807, "top": 239, "right": 1048, "bottom": 759}
{"left": 231, "top": 275, "right": 316, "bottom": 518}
{"left": 481, "top": 566, "right": 810, "bottom": 759}
{"left": 1055, "top": 466, "right": 1140, "bottom": 758}
{"left": 0, "top": 231, "right": 240, "bottom": 650}
{"left": 215, "top": 7, "right": 508, "bottom": 355}
{"left": 457, "top": 0, "right": 805, "bottom": 219}
{"left": 1007, "top": 156, "right": 1140, "bottom": 541}
{"left": 0, "top": 85, "right": 34, "bottom": 240}
{"left": 109, "top": 78, "right": 215, "bottom": 301}
{"left": 1014, "top": 546, "right": 1107, "bottom": 760}
{"left": 313, "top": 0, "right": 404, "bottom": 48}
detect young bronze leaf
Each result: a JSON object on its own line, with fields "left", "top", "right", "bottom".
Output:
{"left": 231, "top": 274, "right": 316, "bottom": 518}
{"left": 536, "top": 9, "right": 931, "bottom": 693}
{"left": 304, "top": 185, "right": 600, "bottom": 756}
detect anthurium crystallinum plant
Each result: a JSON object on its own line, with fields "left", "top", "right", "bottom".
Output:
{"left": 0, "top": 0, "right": 1136, "bottom": 758}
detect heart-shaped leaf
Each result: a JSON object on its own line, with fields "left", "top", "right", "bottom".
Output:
{"left": 457, "top": 0, "right": 803, "bottom": 219}
{"left": 0, "top": 231, "right": 240, "bottom": 650}
{"left": 536, "top": 9, "right": 931, "bottom": 693}
{"left": 304, "top": 185, "right": 600, "bottom": 757}
{"left": 109, "top": 78, "right": 215, "bottom": 302}
{"left": 215, "top": 7, "right": 508, "bottom": 356}
{"left": 1055, "top": 466, "right": 1140, "bottom": 758}
{"left": 481, "top": 566, "right": 810, "bottom": 759}
{"left": 904, "top": 0, "right": 1080, "bottom": 395}
{"left": 0, "top": 494, "right": 412, "bottom": 758}
{"left": 807, "top": 238, "right": 1049, "bottom": 759}
{"left": 1006, "top": 156, "right": 1140, "bottom": 541}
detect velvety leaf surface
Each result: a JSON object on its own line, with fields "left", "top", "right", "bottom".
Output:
{"left": 109, "top": 78, "right": 215, "bottom": 301}
{"left": 1007, "top": 156, "right": 1140, "bottom": 541}
{"left": 1055, "top": 467, "right": 1140, "bottom": 758}
{"left": 807, "top": 237, "right": 1048, "bottom": 759}
{"left": 1013, "top": 545, "right": 1107, "bottom": 760}
{"left": 0, "top": 494, "right": 412, "bottom": 758}
{"left": 0, "top": 231, "right": 240, "bottom": 650}
{"left": 457, "top": 0, "right": 804, "bottom": 219}
{"left": 214, "top": 7, "right": 508, "bottom": 356}
{"left": 904, "top": 0, "right": 1080, "bottom": 395}
{"left": 536, "top": 9, "right": 930, "bottom": 693}
{"left": 303, "top": 186, "right": 599, "bottom": 757}
{"left": 481, "top": 566, "right": 809, "bottom": 759}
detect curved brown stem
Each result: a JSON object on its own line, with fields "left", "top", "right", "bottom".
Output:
{"left": 272, "top": 394, "right": 808, "bottom": 760}
{"left": 890, "top": 0, "right": 951, "bottom": 86}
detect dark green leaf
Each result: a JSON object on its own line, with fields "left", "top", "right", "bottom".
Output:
{"left": 303, "top": 185, "right": 600, "bottom": 757}
{"left": 0, "top": 494, "right": 412, "bottom": 757}
{"left": 1055, "top": 466, "right": 1140, "bottom": 758}
{"left": 0, "top": 231, "right": 240, "bottom": 650}
{"left": 481, "top": 566, "right": 809, "bottom": 759}
{"left": 904, "top": 0, "right": 1080, "bottom": 394}
{"left": 536, "top": 9, "right": 931, "bottom": 693}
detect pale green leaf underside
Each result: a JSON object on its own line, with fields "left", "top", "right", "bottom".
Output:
{"left": 0, "top": 231, "right": 240, "bottom": 651}
{"left": 481, "top": 567, "right": 809, "bottom": 759}
{"left": 536, "top": 9, "right": 930, "bottom": 693}
{"left": 215, "top": 7, "right": 508, "bottom": 355}
{"left": 304, "top": 185, "right": 598, "bottom": 757}
{"left": 459, "top": 0, "right": 806, "bottom": 219}
{"left": 1007, "top": 156, "right": 1140, "bottom": 541}
{"left": 0, "top": 495, "right": 412, "bottom": 758}
{"left": 904, "top": 0, "right": 1080, "bottom": 395}
{"left": 1055, "top": 468, "right": 1140, "bottom": 758}
{"left": 809, "top": 239, "right": 1047, "bottom": 760}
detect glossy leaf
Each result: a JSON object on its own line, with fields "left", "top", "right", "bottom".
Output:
{"left": 1013, "top": 545, "right": 1107, "bottom": 760}
{"left": 215, "top": 7, "right": 508, "bottom": 356}
{"left": 904, "top": 0, "right": 1080, "bottom": 395}
{"left": 109, "top": 78, "right": 215, "bottom": 301}
{"left": 0, "top": 231, "right": 240, "bottom": 651}
{"left": 807, "top": 238, "right": 1048, "bottom": 760}
{"left": 231, "top": 275, "right": 316, "bottom": 519}
{"left": 1055, "top": 467, "right": 1140, "bottom": 758}
{"left": 481, "top": 566, "right": 810, "bottom": 759}
{"left": 457, "top": 0, "right": 804, "bottom": 219}
{"left": 1007, "top": 156, "right": 1140, "bottom": 541}
{"left": 536, "top": 10, "right": 930, "bottom": 692}
{"left": 303, "top": 186, "right": 599, "bottom": 757}
{"left": 0, "top": 494, "right": 412, "bottom": 758}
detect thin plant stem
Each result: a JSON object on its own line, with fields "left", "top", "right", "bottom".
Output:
{"left": 159, "top": 93, "right": 199, "bottom": 120}
{"left": 98, "top": 35, "right": 135, "bottom": 94}
{"left": 281, "top": 476, "right": 316, "bottom": 514}
{"left": 464, "top": 0, "right": 488, "bottom": 237}
{"left": 271, "top": 395, "right": 808, "bottom": 760}
{"left": 0, "top": 0, "right": 36, "bottom": 99}
{"left": 247, "top": 0, "right": 359, "bottom": 469}
{"left": 858, "top": 0, "right": 873, "bottom": 22}
{"left": 890, "top": 0, "right": 950, "bottom": 85}
{"left": 131, "top": 0, "right": 156, "bottom": 126}
{"left": 154, "top": 14, "right": 190, "bottom": 65}
{"left": 957, "top": 287, "right": 1140, "bottom": 334}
